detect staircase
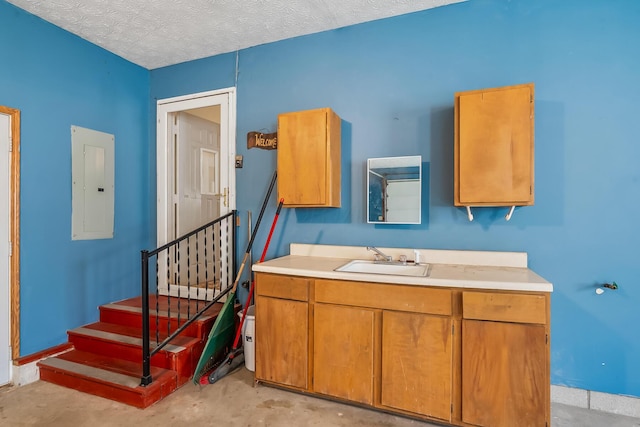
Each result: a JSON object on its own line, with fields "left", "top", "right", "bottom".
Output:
{"left": 37, "top": 295, "right": 230, "bottom": 408}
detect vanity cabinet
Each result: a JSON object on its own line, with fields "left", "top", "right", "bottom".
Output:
{"left": 254, "top": 274, "right": 311, "bottom": 390}
{"left": 277, "top": 107, "right": 341, "bottom": 208}
{"left": 461, "top": 291, "right": 549, "bottom": 427}
{"left": 454, "top": 83, "right": 534, "bottom": 207}
{"left": 313, "top": 303, "right": 378, "bottom": 405}
{"left": 313, "top": 279, "right": 454, "bottom": 418}
{"left": 381, "top": 311, "right": 454, "bottom": 421}
{"left": 254, "top": 273, "right": 550, "bottom": 427}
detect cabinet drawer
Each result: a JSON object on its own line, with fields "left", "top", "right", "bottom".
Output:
{"left": 315, "top": 279, "right": 452, "bottom": 315}
{"left": 256, "top": 273, "right": 310, "bottom": 301}
{"left": 462, "top": 291, "right": 546, "bottom": 324}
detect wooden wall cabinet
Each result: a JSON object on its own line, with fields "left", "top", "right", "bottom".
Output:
{"left": 254, "top": 273, "right": 550, "bottom": 427}
{"left": 454, "top": 83, "right": 535, "bottom": 207}
{"left": 277, "top": 107, "right": 341, "bottom": 207}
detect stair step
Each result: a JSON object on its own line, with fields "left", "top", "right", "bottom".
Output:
{"left": 38, "top": 351, "right": 177, "bottom": 409}
{"left": 100, "top": 296, "right": 224, "bottom": 339}
{"left": 42, "top": 356, "right": 140, "bottom": 388}
{"left": 68, "top": 323, "right": 203, "bottom": 379}
{"left": 39, "top": 295, "right": 232, "bottom": 408}
{"left": 110, "top": 295, "right": 224, "bottom": 318}
{"left": 52, "top": 349, "right": 168, "bottom": 379}
{"left": 72, "top": 322, "right": 199, "bottom": 348}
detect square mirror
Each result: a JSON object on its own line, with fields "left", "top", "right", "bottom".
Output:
{"left": 367, "top": 155, "right": 421, "bottom": 224}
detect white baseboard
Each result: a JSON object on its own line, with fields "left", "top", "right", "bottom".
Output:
{"left": 12, "top": 346, "right": 73, "bottom": 387}
{"left": 12, "top": 361, "right": 40, "bottom": 386}
{"left": 552, "top": 385, "right": 640, "bottom": 418}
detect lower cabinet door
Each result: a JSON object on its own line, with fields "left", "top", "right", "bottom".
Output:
{"left": 255, "top": 296, "right": 308, "bottom": 389}
{"left": 381, "top": 311, "right": 453, "bottom": 421}
{"left": 313, "top": 303, "right": 376, "bottom": 405}
{"left": 462, "top": 319, "right": 547, "bottom": 427}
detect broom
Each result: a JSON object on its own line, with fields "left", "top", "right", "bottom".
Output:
{"left": 205, "top": 197, "right": 284, "bottom": 384}
{"left": 192, "top": 171, "right": 277, "bottom": 385}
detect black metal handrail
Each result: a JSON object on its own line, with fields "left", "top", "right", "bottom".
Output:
{"left": 140, "top": 210, "right": 237, "bottom": 386}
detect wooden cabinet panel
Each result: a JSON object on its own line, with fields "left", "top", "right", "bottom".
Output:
{"left": 255, "top": 295, "right": 308, "bottom": 389}
{"left": 255, "top": 273, "right": 310, "bottom": 301}
{"left": 381, "top": 311, "right": 453, "bottom": 421}
{"left": 277, "top": 107, "right": 341, "bottom": 207}
{"left": 315, "top": 279, "right": 452, "bottom": 315}
{"left": 254, "top": 273, "right": 550, "bottom": 427}
{"left": 313, "top": 303, "right": 377, "bottom": 405}
{"left": 455, "top": 83, "right": 534, "bottom": 206}
{"left": 463, "top": 291, "right": 547, "bottom": 324}
{"left": 462, "top": 319, "right": 548, "bottom": 427}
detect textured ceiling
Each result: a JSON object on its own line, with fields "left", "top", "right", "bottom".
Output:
{"left": 7, "top": 0, "right": 465, "bottom": 69}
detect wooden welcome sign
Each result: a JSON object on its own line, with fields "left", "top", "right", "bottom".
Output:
{"left": 247, "top": 131, "right": 277, "bottom": 150}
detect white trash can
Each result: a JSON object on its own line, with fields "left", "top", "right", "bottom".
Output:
{"left": 237, "top": 305, "right": 255, "bottom": 371}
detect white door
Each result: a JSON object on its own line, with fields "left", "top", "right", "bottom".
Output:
{"left": 0, "top": 113, "right": 11, "bottom": 385}
{"left": 170, "top": 111, "right": 221, "bottom": 294}
{"left": 174, "top": 111, "right": 221, "bottom": 236}
{"left": 156, "top": 89, "right": 236, "bottom": 300}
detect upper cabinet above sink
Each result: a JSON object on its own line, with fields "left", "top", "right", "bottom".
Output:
{"left": 454, "top": 83, "right": 534, "bottom": 220}
{"left": 277, "top": 107, "right": 341, "bottom": 208}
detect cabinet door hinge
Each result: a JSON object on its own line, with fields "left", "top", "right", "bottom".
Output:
{"left": 545, "top": 334, "right": 548, "bottom": 344}
{"left": 452, "top": 324, "right": 455, "bottom": 335}
{"left": 8, "top": 241, "right": 12, "bottom": 257}
{"left": 8, "top": 136, "right": 12, "bottom": 152}
{"left": 451, "top": 403, "right": 453, "bottom": 414}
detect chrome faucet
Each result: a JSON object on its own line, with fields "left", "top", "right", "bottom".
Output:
{"left": 366, "top": 246, "right": 392, "bottom": 262}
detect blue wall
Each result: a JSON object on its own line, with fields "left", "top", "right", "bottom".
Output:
{"left": 151, "top": 0, "right": 640, "bottom": 397}
{"left": 3, "top": 0, "right": 638, "bottom": 398}
{"left": 0, "top": 1, "right": 151, "bottom": 354}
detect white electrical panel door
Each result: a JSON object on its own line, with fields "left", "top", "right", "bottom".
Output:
{"left": 71, "top": 126, "right": 115, "bottom": 240}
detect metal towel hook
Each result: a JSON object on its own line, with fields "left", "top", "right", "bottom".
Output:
{"left": 505, "top": 206, "right": 516, "bottom": 221}
{"left": 466, "top": 206, "right": 474, "bottom": 222}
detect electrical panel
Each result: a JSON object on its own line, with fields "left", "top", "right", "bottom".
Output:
{"left": 71, "top": 125, "right": 114, "bottom": 240}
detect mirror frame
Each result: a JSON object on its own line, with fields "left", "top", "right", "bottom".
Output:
{"left": 367, "top": 155, "right": 422, "bottom": 224}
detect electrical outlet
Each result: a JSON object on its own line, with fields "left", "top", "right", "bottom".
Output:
{"left": 235, "top": 155, "right": 244, "bottom": 168}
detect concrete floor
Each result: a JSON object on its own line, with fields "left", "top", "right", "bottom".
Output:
{"left": 1, "top": 368, "right": 639, "bottom": 427}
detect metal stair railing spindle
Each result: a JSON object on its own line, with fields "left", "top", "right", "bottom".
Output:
{"left": 204, "top": 227, "right": 209, "bottom": 304}
{"left": 195, "top": 231, "right": 200, "bottom": 313}
{"left": 140, "top": 250, "right": 151, "bottom": 386}
{"left": 140, "top": 210, "right": 237, "bottom": 386}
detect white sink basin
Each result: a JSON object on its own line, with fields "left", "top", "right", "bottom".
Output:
{"left": 335, "top": 260, "right": 430, "bottom": 277}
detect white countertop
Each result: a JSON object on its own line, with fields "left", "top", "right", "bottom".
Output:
{"left": 252, "top": 244, "right": 553, "bottom": 292}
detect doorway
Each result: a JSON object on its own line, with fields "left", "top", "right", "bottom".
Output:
{"left": 0, "top": 106, "right": 20, "bottom": 386}
{"left": 156, "top": 89, "right": 236, "bottom": 300}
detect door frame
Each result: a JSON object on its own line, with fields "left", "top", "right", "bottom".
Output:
{"left": 156, "top": 87, "right": 236, "bottom": 247}
{"left": 0, "top": 106, "right": 20, "bottom": 364}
